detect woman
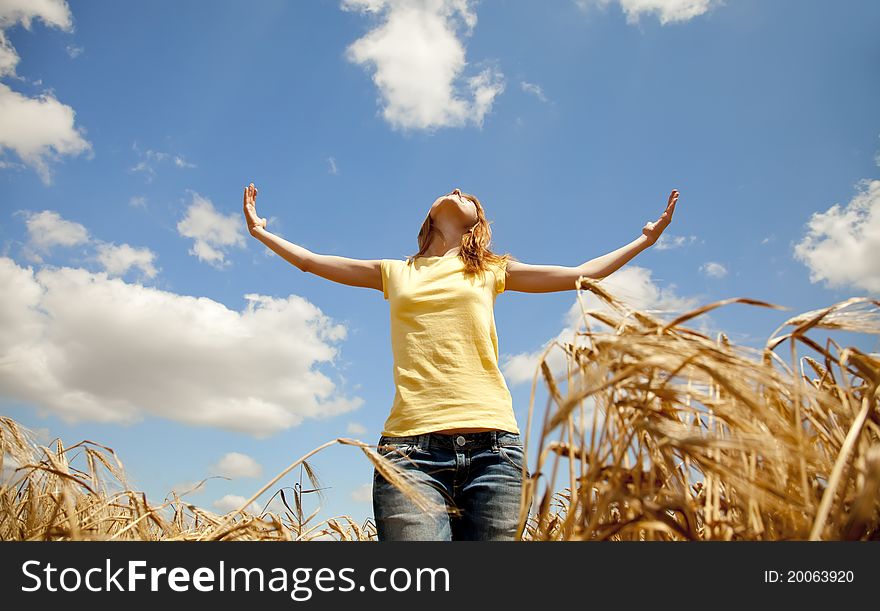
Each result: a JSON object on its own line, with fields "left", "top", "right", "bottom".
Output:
{"left": 242, "top": 183, "right": 678, "bottom": 541}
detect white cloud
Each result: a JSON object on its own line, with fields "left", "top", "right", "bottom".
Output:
{"left": 22, "top": 209, "right": 89, "bottom": 250}
{"left": 212, "top": 494, "right": 262, "bottom": 515}
{"left": 327, "top": 156, "right": 339, "bottom": 175}
{"left": 19, "top": 209, "right": 89, "bottom": 262}
{"left": 0, "top": 83, "right": 92, "bottom": 184}
{"left": 0, "top": 0, "right": 73, "bottom": 77}
{"left": 342, "top": 0, "right": 504, "bottom": 131}
{"left": 0, "top": 2, "right": 91, "bottom": 184}
{"left": 0, "top": 0, "right": 72, "bottom": 30}
{"left": 176, "top": 191, "right": 247, "bottom": 268}
{"left": 0, "top": 256, "right": 363, "bottom": 438}
{"left": 210, "top": 452, "right": 263, "bottom": 479}
{"left": 94, "top": 242, "right": 158, "bottom": 279}
{"left": 793, "top": 179, "right": 880, "bottom": 294}
{"left": 0, "top": 31, "right": 18, "bottom": 77}
{"left": 16, "top": 209, "right": 159, "bottom": 278}
{"left": 350, "top": 482, "right": 372, "bottom": 503}
{"left": 520, "top": 81, "right": 549, "bottom": 103}
{"left": 346, "top": 421, "right": 367, "bottom": 435}
{"left": 575, "top": 0, "right": 718, "bottom": 25}
{"left": 654, "top": 233, "right": 697, "bottom": 250}
{"left": 699, "top": 261, "right": 727, "bottom": 278}
{"left": 129, "top": 195, "right": 147, "bottom": 209}
{"left": 502, "top": 265, "right": 701, "bottom": 385}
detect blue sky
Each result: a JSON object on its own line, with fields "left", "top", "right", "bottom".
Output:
{"left": 1, "top": 0, "right": 879, "bottom": 530}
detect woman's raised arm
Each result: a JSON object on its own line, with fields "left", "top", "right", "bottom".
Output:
{"left": 505, "top": 189, "right": 679, "bottom": 293}
{"left": 243, "top": 183, "right": 383, "bottom": 291}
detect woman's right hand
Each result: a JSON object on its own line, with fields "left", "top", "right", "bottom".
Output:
{"left": 243, "top": 182, "right": 267, "bottom": 235}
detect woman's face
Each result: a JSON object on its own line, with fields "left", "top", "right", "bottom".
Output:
{"left": 429, "top": 188, "right": 478, "bottom": 227}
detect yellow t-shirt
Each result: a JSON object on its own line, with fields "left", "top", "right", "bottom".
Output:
{"left": 379, "top": 254, "right": 519, "bottom": 437}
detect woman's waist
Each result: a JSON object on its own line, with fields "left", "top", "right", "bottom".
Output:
{"left": 378, "top": 429, "right": 521, "bottom": 450}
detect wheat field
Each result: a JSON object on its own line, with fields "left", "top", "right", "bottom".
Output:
{"left": 2, "top": 278, "right": 878, "bottom": 541}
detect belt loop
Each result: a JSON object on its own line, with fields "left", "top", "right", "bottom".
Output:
{"left": 417, "top": 433, "right": 428, "bottom": 451}
{"left": 491, "top": 430, "right": 499, "bottom": 451}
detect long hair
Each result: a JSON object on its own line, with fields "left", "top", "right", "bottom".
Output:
{"left": 406, "top": 191, "right": 516, "bottom": 281}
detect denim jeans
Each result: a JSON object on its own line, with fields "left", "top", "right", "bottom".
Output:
{"left": 372, "top": 430, "right": 532, "bottom": 541}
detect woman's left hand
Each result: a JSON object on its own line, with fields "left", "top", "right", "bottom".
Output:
{"left": 642, "top": 189, "right": 679, "bottom": 246}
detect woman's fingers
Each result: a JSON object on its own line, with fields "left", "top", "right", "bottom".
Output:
{"left": 665, "top": 189, "right": 678, "bottom": 219}
{"left": 243, "top": 185, "right": 257, "bottom": 223}
{"left": 244, "top": 184, "right": 258, "bottom": 206}
{"left": 242, "top": 184, "right": 266, "bottom": 231}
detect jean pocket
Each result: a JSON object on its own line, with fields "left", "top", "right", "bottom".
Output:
{"left": 498, "top": 442, "right": 529, "bottom": 476}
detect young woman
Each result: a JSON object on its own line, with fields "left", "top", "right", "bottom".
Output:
{"left": 242, "top": 183, "right": 678, "bottom": 541}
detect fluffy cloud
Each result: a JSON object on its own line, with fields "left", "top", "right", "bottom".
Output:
{"left": 341, "top": 0, "right": 504, "bottom": 131}
{"left": 21, "top": 209, "right": 89, "bottom": 254}
{"left": 501, "top": 265, "right": 700, "bottom": 385}
{"left": 0, "top": 0, "right": 73, "bottom": 77}
{"left": 699, "top": 261, "right": 728, "bottom": 278}
{"left": 0, "top": 84, "right": 92, "bottom": 184}
{"left": 0, "top": 257, "right": 363, "bottom": 438}
{"left": 0, "top": 1, "right": 71, "bottom": 27}
{"left": 17, "top": 209, "right": 158, "bottom": 278}
{"left": 94, "top": 242, "right": 158, "bottom": 279}
{"left": 210, "top": 452, "right": 263, "bottom": 479}
{"left": 575, "top": 0, "right": 718, "bottom": 25}
{"left": 0, "top": 1, "right": 91, "bottom": 184}
{"left": 176, "top": 191, "right": 247, "bottom": 268}
{"left": 793, "top": 179, "right": 880, "bottom": 294}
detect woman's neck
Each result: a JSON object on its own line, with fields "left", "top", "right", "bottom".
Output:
{"left": 424, "top": 246, "right": 460, "bottom": 258}
{"left": 424, "top": 230, "right": 464, "bottom": 257}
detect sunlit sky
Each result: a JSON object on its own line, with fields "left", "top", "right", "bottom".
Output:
{"left": 1, "top": 0, "right": 878, "bottom": 528}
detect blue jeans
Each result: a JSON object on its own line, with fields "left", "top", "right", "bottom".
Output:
{"left": 372, "top": 430, "right": 532, "bottom": 541}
